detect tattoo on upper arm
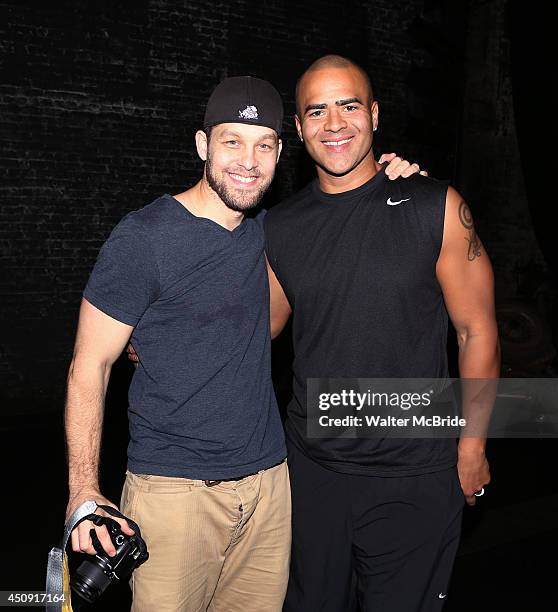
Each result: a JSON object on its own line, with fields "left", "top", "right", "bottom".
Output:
{"left": 458, "top": 200, "right": 482, "bottom": 260}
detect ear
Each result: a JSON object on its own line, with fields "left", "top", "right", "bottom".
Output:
{"left": 294, "top": 115, "right": 303, "bottom": 142}
{"left": 195, "top": 129, "right": 208, "bottom": 161}
{"left": 371, "top": 101, "right": 379, "bottom": 132}
{"left": 276, "top": 139, "right": 283, "bottom": 163}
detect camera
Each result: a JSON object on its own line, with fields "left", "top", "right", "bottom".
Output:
{"left": 70, "top": 511, "right": 149, "bottom": 604}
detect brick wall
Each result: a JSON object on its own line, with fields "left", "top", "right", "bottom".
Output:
{"left": 456, "top": 0, "right": 549, "bottom": 302}
{"left": 0, "top": 0, "right": 547, "bottom": 412}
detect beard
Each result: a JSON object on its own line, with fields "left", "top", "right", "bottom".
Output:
{"left": 205, "top": 155, "right": 272, "bottom": 212}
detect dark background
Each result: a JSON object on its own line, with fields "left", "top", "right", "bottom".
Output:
{"left": 1, "top": 0, "right": 557, "bottom": 610}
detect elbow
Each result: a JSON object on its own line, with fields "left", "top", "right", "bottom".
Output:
{"left": 67, "top": 356, "right": 83, "bottom": 385}
{"left": 456, "top": 320, "right": 499, "bottom": 350}
{"left": 456, "top": 323, "right": 501, "bottom": 373}
{"left": 67, "top": 352, "right": 112, "bottom": 387}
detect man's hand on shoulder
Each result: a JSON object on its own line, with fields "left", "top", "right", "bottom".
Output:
{"left": 67, "top": 488, "right": 135, "bottom": 557}
{"left": 379, "top": 152, "right": 428, "bottom": 180}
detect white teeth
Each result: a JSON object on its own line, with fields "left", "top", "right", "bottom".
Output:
{"left": 323, "top": 138, "right": 352, "bottom": 146}
{"left": 229, "top": 174, "right": 257, "bottom": 183}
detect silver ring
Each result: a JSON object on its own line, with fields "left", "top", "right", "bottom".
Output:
{"left": 474, "top": 487, "right": 485, "bottom": 497}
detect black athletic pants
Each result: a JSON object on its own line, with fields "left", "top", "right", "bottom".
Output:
{"left": 284, "top": 440, "right": 464, "bottom": 612}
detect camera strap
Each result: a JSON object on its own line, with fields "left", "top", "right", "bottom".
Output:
{"left": 45, "top": 500, "right": 97, "bottom": 612}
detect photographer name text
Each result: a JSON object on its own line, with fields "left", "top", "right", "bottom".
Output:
{"left": 318, "top": 415, "right": 466, "bottom": 428}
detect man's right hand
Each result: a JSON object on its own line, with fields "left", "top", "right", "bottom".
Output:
{"left": 66, "top": 488, "right": 135, "bottom": 557}
{"left": 126, "top": 343, "right": 139, "bottom": 368}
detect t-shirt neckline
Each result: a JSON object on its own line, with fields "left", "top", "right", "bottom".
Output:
{"left": 311, "top": 166, "right": 388, "bottom": 203}
{"left": 164, "top": 193, "right": 247, "bottom": 237}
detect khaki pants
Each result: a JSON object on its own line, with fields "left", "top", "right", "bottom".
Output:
{"left": 121, "top": 461, "right": 291, "bottom": 612}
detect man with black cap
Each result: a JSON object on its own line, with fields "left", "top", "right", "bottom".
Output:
{"left": 64, "top": 74, "right": 421, "bottom": 611}
{"left": 64, "top": 75, "right": 291, "bottom": 612}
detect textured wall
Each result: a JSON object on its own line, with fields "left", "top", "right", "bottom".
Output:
{"left": 0, "top": 0, "right": 548, "bottom": 412}
{"left": 457, "top": 0, "right": 548, "bottom": 301}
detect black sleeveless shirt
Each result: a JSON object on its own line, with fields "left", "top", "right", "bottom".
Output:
{"left": 265, "top": 169, "right": 457, "bottom": 476}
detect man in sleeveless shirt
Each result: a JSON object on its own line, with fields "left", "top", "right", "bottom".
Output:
{"left": 64, "top": 75, "right": 422, "bottom": 612}
{"left": 265, "top": 56, "right": 499, "bottom": 611}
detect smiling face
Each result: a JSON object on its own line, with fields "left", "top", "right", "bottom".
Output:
{"left": 295, "top": 65, "right": 379, "bottom": 188}
{"left": 196, "top": 122, "right": 282, "bottom": 212}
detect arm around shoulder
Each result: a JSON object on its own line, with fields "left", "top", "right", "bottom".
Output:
{"left": 266, "top": 255, "right": 292, "bottom": 339}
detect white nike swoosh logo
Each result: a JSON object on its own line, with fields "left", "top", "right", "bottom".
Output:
{"left": 438, "top": 593, "right": 447, "bottom": 599}
{"left": 387, "top": 197, "right": 411, "bottom": 206}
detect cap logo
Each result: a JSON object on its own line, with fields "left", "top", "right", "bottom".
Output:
{"left": 239, "top": 105, "right": 259, "bottom": 120}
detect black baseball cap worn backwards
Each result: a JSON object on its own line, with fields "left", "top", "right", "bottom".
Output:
{"left": 203, "top": 76, "right": 284, "bottom": 136}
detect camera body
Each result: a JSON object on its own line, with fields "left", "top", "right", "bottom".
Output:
{"left": 71, "top": 515, "right": 148, "bottom": 604}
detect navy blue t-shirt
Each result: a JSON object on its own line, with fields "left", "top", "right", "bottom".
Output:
{"left": 84, "top": 194, "right": 286, "bottom": 479}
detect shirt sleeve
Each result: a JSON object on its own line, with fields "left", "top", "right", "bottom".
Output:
{"left": 83, "top": 215, "right": 160, "bottom": 326}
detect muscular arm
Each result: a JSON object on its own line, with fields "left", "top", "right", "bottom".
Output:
{"left": 436, "top": 187, "right": 500, "bottom": 504}
{"left": 266, "top": 255, "right": 292, "bottom": 339}
{"left": 66, "top": 298, "right": 136, "bottom": 552}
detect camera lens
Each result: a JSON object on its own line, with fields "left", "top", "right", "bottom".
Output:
{"left": 71, "top": 558, "right": 113, "bottom": 604}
